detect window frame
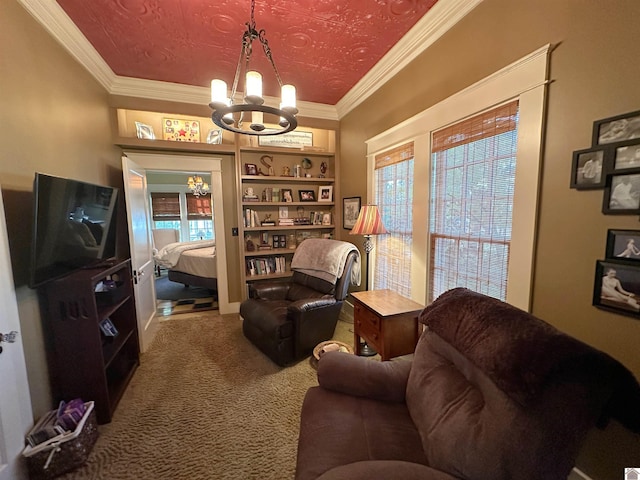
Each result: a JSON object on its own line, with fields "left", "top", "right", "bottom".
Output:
{"left": 365, "top": 45, "right": 550, "bottom": 310}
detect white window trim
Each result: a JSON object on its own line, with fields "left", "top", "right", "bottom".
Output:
{"left": 366, "top": 44, "right": 550, "bottom": 310}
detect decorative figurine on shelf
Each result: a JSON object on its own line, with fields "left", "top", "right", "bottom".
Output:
{"left": 245, "top": 234, "right": 256, "bottom": 252}
{"left": 259, "top": 155, "right": 274, "bottom": 176}
{"left": 320, "top": 161, "right": 328, "bottom": 178}
{"left": 282, "top": 166, "right": 291, "bottom": 177}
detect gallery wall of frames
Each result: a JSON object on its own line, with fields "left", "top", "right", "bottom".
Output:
{"left": 570, "top": 109, "right": 640, "bottom": 318}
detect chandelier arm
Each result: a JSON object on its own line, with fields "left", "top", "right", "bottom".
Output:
{"left": 258, "top": 30, "right": 284, "bottom": 87}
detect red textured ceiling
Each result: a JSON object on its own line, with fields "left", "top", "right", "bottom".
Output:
{"left": 55, "top": 0, "right": 439, "bottom": 105}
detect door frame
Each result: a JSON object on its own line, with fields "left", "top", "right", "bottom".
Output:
{"left": 0, "top": 193, "right": 32, "bottom": 480}
{"left": 122, "top": 151, "right": 231, "bottom": 314}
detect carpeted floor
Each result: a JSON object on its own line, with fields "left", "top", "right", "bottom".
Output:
{"left": 58, "top": 312, "right": 354, "bottom": 480}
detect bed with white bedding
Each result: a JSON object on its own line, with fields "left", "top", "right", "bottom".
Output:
{"left": 154, "top": 240, "right": 218, "bottom": 294}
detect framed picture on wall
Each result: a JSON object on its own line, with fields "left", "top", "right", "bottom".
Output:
{"left": 593, "top": 109, "right": 640, "bottom": 146}
{"left": 592, "top": 259, "right": 640, "bottom": 318}
{"left": 613, "top": 140, "right": 640, "bottom": 171}
{"left": 605, "top": 229, "right": 640, "bottom": 261}
{"left": 570, "top": 147, "right": 608, "bottom": 189}
{"left": 343, "top": 196, "right": 361, "bottom": 230}
{"left": 602, "top": 172, "right": 640, "bottom": 214}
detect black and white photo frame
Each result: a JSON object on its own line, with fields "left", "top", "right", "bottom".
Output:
{"left": 605, "top": 229, "right": 640, "bottom": 261}
{"left": 592, "top": 259, "right": 640, "bottom": 318}
{"left": 570, "top": 147, "right": 608, "bottom": 189}
{"left": 602, "top": 171, "right": 640, "bottom": 214}
{"left": 592, "top": 109, "right": 640, "bottom": 146}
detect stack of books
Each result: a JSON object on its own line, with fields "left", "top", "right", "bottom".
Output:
{"left": 278, "top": 218, "right": 295, "bottom": 226}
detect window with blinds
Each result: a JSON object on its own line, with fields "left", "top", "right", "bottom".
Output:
{"left": 429, "top": 101, "right": 519, "bottom": 303}
{"left": 150, "top": 193, "right": 180, "bottom": 221}
{"left": 186, "top": 195, "right": 212, "bottom": 218}
{"left": 373, "top": 142, "right": 414, "bottom": 297}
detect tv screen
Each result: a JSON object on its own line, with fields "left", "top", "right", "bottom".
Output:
{"left": 29, "top": 173, "right": 118, "bottom": 288}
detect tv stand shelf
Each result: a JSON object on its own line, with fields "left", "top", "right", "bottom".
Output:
{"left": 40, "top": 259, "right": 140, "bottom": 424}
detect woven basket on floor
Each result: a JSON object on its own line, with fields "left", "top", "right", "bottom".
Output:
{"left": 22, "top": 401, "right": 98, "bottom": 480}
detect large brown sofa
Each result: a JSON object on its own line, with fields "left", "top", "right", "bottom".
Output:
{"left": 295, "top": 288, "right": 640, "bottom": 480}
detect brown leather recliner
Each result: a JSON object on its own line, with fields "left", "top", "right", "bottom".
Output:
{"left": 295, "top": 288, "right": 640, "bottom": 480}
{"left": 240, "top": 240, "right": 359, "bottom": 367}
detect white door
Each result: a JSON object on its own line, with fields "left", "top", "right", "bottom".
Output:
{"left": 122, "top": 156, "right": 159, "bottom": 352}
{"left": 0, "top": 195, "right": 32, "bottom": 480}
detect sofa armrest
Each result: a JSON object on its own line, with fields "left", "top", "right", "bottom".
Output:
{"left": 288, "top": 297, "right": 337, "bottom": 312}
{"left": 316, "top": 461, "right": 459, "bottom": 480}
{"left": 249, "top": 281, "right": 290, "bottom": 300}
{"left": 317, "top": 351, "right": 411, "bottom": 403}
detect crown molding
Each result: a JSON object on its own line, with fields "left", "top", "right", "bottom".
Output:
{"left": 17, "top": 0, "right": 116, "bottom": 90}
{"left": 336, "top": 0, "right": 483, "bottom": 118}
{"left": 18, "top": 0, "right": 477, "bottom": 121}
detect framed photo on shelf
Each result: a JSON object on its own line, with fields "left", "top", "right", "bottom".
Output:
{"left": 592, "top": 259, "right": 640, "bottom": 318}
{"left": 245, "top": 163, "right": 258, "bottom": 175}
{"left": 343, "top": 196, "right": 361, "bottom": 230}
{"left": 322, "top": 213, "right": 332, "bottom": 225}
{"left": 605, "top": 229, "right": 640, "bottom": 261}
{"left": 99, "top": 318, "right": 119, "bottom": 337}
{"left": 206, "top": 128, "right": 223, "bottom": 144}
{"left": 281, "top": 189, "right": 293, "bottom": 202}
{"left": 135, "top": 121, "right": 155, "bottom": 140}
{"left": 602, "top": 172, "right": 640, "bottom": 214}
{"left": 613, "top": 140, "right": 640, "bottom": 171}
{"left": 318, "top": 185, "right": 333, "bottom": 202}
{"left": 593, "top": 109, "right": 640, "bottom": 146}
{"left": 162, "top": 118, "right": 200, "bottom": 142}
{"left": 570, "top": 147, "right": 607, "bottom": 189}
{"left": 299, "top": 189, "right": 316, "bottom": 202}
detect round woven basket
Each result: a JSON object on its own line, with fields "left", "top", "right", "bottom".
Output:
{"left": 312, "top": 340, "right": 354, "bottom": 361}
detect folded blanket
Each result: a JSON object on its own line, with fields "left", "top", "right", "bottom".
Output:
{"left": 154, "top": 240, "right": 215, "bottom": 268}
{"left": 291, "top": 239, "right": 361, "bottom": 286}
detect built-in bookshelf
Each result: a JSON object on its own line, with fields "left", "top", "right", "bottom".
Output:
{"left": 237, "top": 132, "right": 339, "bottom": 297}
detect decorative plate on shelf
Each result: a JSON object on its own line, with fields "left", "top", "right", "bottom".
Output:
{"left": 302, "top": 157, "right": 312, "bottom": 169}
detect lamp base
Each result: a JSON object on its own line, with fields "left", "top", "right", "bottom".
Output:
{"left": 358, "top": 341, "right": 377, "bottom": 357}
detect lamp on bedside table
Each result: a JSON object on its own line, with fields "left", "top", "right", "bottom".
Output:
{"left": 349, "top": 204, "right": 388, "bottom": 356}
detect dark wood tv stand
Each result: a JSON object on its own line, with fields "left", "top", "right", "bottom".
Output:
{"left": 40, "top": 258, "right": 139, "bottom": 424}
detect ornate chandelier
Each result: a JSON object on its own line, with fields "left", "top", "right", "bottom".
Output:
{"left": 187, "top": 175, "right": 210, "bottom": 197}
{"left": 208, "top": 0, "right": 297, "bottom": 136}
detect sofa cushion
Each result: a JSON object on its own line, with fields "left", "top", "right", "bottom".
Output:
{"left": 295, "top": 387, "right": 427, "bottom": 480}
{"left": 407, "top": 332, "right": 598, "bottom": 480}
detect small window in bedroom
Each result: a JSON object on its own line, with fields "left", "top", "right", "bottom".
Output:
{"left": 151, "top": 192, "right": 182, "bottom": 235}
{"left": 187, "top": 194, "right": 214, "bottom": 241}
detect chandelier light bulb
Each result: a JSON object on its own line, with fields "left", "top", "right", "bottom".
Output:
{"left": 281, "top": 85, "right": 297, "bottom": 113}
{"left": 210, "top": 79, "right": 228, "bottom": 108}
{"left": 245, "top": 71, "right": 263, "bottom": 104}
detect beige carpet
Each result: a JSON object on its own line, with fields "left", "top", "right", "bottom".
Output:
{"left": 58, "top": 312, "right": 354, "bottom": 480}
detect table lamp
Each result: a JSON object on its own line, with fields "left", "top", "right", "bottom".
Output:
{"left": 349, "top": 204, "right": 388, "bottom": 356}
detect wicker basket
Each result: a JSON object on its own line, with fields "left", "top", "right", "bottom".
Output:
{"left": 22, "top": 402, "right": 98, "bottom": 480}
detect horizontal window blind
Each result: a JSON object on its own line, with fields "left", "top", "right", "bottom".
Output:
{"left": 373, "top": 142, "right": 414, "bottom": 297}
{"left": 151, "top": 193, "right": 180, "bottom": 221}
{"left": 429, "top": 101, "right": 519, "bottom": 303}
{"left": 187, "top": 194, "right": 212, "bottom": 218}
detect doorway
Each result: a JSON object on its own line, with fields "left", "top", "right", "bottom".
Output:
{"left": 147, "top": 170, "right": 219, "bottom": 317}
{"left": 122, "top": 151, "right": 231, "bottom": 324}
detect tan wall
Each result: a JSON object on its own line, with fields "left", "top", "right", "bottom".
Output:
{"left": 340, "top": 0, "right": 640, "bottom": 477}
{"left": 0, "top": 0, "right": 124, "bottom": 417}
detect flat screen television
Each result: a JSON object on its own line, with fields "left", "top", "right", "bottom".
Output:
{"left": 29, "top": 173, "right": 119, "bottom": 288}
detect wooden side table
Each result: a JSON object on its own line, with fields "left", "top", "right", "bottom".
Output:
{"left": 352, "top": 289, "right": 424, "bottom": 361}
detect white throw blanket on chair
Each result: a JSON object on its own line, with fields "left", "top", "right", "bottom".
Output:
{"left": 291, "top": 239, "right": 361, "bottom": 286}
